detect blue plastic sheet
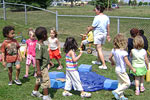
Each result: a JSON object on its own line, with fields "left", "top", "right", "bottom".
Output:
{"left": 79, "top": 72, "right": 108, "bottom": 92}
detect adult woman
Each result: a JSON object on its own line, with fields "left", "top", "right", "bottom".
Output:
{"left": 87, "top": 5, "right": 111, "bottom": 69}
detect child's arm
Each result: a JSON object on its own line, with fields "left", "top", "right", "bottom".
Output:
{"left": 70, "top": 50, "right": 83, "bottom": 62}
{"left": 145, "top": 53, "right": 149, "bottom": 70}
{"left": 36, "top": 59, "right": 42, "bottom": 77}
{"left": 1, "top": 52, "right": 6, "bottom": 67}
{"left": 124, "top": 56, "right": 136, "bottom": 73}
{"left": 18, "top": 49, "right": 22, "bottom": 61}
{"left": 109, "top": 53, "right": 115, "bottom": 66}
{"left": 56, "top": 39, "right": 61, "bottom": 53}
{"left": 23, "top": 46, "right": 27, "bottom": 59}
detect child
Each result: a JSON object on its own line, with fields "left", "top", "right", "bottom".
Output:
{"left": 31, "top": 27, "right": 51, "bottom": 100}
{"left": 109, "top": 34, "right": 136, "bottom": 100}
{"left": 139, "top": 29, "right": 148, "bottom": 51}
{"left": 63, "top": 37, "right": 91, "bottom": 98}
{"left": 79, "top": 26, "right": 93, "bottom": 50}
{"left": 130, "top": 36, "right": 149, "bottom": 95}
{"left": 1, "top": 26, "right": 22, "bottom": 85}
{"left": 23, "top": 28, "right": 37, "bottom": 78}
{"left": 47, "top": 28, "right": 63, "bottom": 70}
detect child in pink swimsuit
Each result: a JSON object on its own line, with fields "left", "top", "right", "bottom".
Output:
{"left": 23, "top": 28, "right": 37, "bottom": 78}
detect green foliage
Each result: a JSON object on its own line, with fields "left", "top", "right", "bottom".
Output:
{"left": 5, "top": 0, "right": 52, "bottom": 10}
{"left": 138, "top": 1, "right": 143, "bottom": 6}
{"left": 88, "top": 0, "right": 96, "bottom": 5}
{"left": 143, "top": 2, "right": 148, "bottom": 6}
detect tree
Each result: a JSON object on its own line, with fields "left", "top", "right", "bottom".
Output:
{"left": 5, "top": 0, "right": 52, "bottom": 9}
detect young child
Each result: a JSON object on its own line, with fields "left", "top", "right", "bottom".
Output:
{"left": 47, "top": 28, "right": 63, "bottom": 70}
{"left": 63, "top": 37, "right": 91, "bottom": 98}
{"left": 1, "top": 26, "right": 22, "bottom": 85}
{"left": 31, "top": 27, "right": 51, "bottom": 100}
{"left": 79, "top": 26, "right": 93, "bottom": 50}
{"left": 23, "top": 28, "right": 37, "bottom": 78}
{"left": 109, "top": 34, "right": 136, "bottom": 100}
{"left": 130, "top": 36, "right": 149, "bottom": 95}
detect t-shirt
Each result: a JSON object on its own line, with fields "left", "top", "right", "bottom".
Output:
{"left": 1, "top": 39, "right": 20, "bottom": 63}
{"left": 111, "top": 49, "right": 128, "bottom": 73}
{"left": 48, "top": 37, "right": 58, "bottom": 50}
{"left": 26, "top": 39, "right": 37, "bottom": 56}
{"left": 36, "top": 43, "right": 50, "bottom": 70}
{"left": 131, "top": 48, "right": 146, "bottom": 68}
{"left": 92, "top": 14, "right": 110, "bottom": 36}
{"left": 87, "top": 31, "right": 94, "bottom": 42}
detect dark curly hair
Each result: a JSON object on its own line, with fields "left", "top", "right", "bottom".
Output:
{"left": 63, "top": 37, "right": 78, "bottom": 53}
{"left": 3, "top": 26, "right": 15, "bottom": 37}
{"left": 35, "top": 27, "right": 47, "bottom": 40}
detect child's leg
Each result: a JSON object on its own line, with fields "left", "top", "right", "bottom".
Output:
{"left": 8, "top": 67, "right": 13, "bottom": 82}
{"left": 140, "top": 76, "right": 145, "bottom": 92}
{"left": 56, "top": 59, "right": 63, "bottom": 70}
{"left": 135, "top": 76, "right": 140, "bottom": 95}
{"left": 25, "top": 65, "right": 30, "bottom": 76}
{"left": 114, "top": 72, "right": 130, "bottom": 98}
{"left": 15, "top": 64, "right": 21, "bottom": 80}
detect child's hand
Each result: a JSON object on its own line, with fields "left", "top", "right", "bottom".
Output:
{"left": 2, "top": 61, "right": 6, "bottom": 67}
{"left": 132, "top": 68, "right": 136, "bottom": 73}
{"left": 107, "top": 36, "right": 111, "bottom": 42}
{"left": 37, "top": 71, "right": 42, "bottom": 77}
{"left": 80, "top": 50, "right": 83, "bottom": 54}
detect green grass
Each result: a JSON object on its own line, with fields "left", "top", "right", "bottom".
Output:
{"left": 0, "top": 50, "right": 150, "bottom": 100}
{"left": 0, "top": 5, "right": 150, "bottom": 50}
{"left": 0, "top": 5, "right": 150, "bottom": 100}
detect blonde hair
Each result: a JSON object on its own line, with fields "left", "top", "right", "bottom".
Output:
{"left": 28, "top": 28, "right": 35, "bottom": 37}
{"left": 50, "top": 27, "right": 57, "bottom": 37}
{"left": 133, "top": 35, "right": 144, "bottom": 49}
{"left": 113, "top": 34, "right": 127, "bottom": 50}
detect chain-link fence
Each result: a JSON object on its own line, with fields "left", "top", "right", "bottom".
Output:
{"left": 0, "top": 2, "right": 150, "bottom": 49}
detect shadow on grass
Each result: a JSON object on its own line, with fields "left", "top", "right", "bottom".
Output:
{"left": 48, "top": 88, "right": 58, "bottom": 98}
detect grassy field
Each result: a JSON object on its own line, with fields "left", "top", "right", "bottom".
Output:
{"left": 0, "top": 5, "right": 150, "bottom": 100}
{"left": 0, "top": 49, "right": 150, "bottom": 100}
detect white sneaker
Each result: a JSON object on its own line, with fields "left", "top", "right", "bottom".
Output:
{"left": 43, "top": 95, "right": 52, "bottom": 100}
{"left": 99, "top": 65, "right": 107, "bottom": 69}
{"left": 31, "top": 91, "right": 43, "bottom": 98}
{"left": 92, "top": 61, "right": 101, "bottom": 65}
{"left": 81, "top": 92, "right": 91, "bottom": 98}
{"left": 62, "top": 91, "right": 73, "bottom": 96}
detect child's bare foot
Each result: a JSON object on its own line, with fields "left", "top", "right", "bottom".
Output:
{"left": 57, "top": 66, "right": 63, "bottom": 70}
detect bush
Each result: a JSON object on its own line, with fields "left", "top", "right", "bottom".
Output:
{"left": 138, "top": 1, "right": 143, "bottom": 6}
{"left": 143, "top": 2, "right": 148, "bottom": 6}
{"left": 88, "top": 0, "right": 96, "bottom": 5}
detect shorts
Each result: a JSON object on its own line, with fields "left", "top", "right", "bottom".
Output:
{"left": 26, "top": 54, "right": 36, "bottom": 67}
{"left": 94, "top": 34, "right": 106, "bottom": 45}
{"left": 36, "top": 68, "right": 50, "bottom": 89}
{"left": 82, "top": 40, "right": 89, "bottom": 45}
{"left": 7, "top": 61, "right": 20, "bottom": 68}
{"left": 49, "top": 49, "right": 61, "bottom": 60}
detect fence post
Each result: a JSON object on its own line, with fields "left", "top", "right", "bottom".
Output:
{"left": 56, "top": 11, "right": 58, "bottom": 32}
{"left": 25, "top": 4, "right": 27, "bottom": 25}
{"left": 3, "top": 0, "right": 6, "bottom": 20}
{"left": 117, "top": 18, "right": 120, "bottom": 34}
